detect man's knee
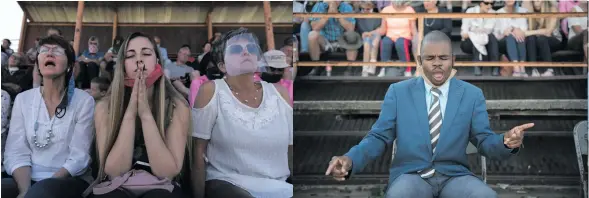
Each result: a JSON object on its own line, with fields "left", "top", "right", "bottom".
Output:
{"left": 308, "top": 31, "right": 321, "bottom": 42}
{"left": 469, "top": 185, "right": 497, "bottom": 198}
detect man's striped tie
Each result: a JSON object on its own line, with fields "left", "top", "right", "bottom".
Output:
{"left": 419, "top": 88, "right": 442, "bottom": 179}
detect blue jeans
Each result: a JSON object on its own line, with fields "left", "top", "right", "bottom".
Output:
{"left": 385, "top": 174, "right": 497, "bottom": 198}
{"left": 499, "top": 35, "right": 526, "bottom": 62}
{"left": 299, "top": 21, "right": 311, "bottom": 53}
{"left": 380, "top": 37, "right": 411, "bottom": 76}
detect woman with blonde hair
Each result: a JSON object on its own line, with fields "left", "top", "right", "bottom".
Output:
{"left": 524, "top": 0, "right": 563, "bottom": 77}
{"left": 84, "top": 32, "right": 191, "bottom": 198}
{"left": 192, "top": 28, "right": 293, "bottom": 198}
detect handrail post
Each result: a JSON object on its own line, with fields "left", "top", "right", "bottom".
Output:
{"left": 73, "top": 0, "right": 85, "bottom": 56}
{"left": 263, "top": 1, "right": 275, "bottom": 50}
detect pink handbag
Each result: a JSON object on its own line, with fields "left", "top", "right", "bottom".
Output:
{"left": 92, "top": 169, "right": 174, "bottom": 196}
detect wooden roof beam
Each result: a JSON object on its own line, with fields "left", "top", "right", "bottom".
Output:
{"left": 17, "top": 1, "right": 33, "bottom": 22}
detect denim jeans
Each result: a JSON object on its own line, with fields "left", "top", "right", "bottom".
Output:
{"left": 299, "top": 21, "right": 311, "bottom": 53}
{"left": 385, "top": 174, "right": 497, "bottom": 198}
{"left": 380, "top": 37, "right": 411, "bottom": 76}
{"left": 499, "top": 35, "right": 526, "bottom": 62}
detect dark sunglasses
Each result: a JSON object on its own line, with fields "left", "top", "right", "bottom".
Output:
{"left": 267, "top": 67, "right": 285, "bottom": 73}
{"left": 227, "top": 43, "right": 259, "bottom": 55}
{"left": 482, "top": 2, "right": 493, "bottom": 5}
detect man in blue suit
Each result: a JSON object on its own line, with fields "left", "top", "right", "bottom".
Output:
{"left": 326, "top": 31, "right": 534, "bottom": 198}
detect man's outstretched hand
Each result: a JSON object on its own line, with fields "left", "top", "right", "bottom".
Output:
{"left": 504, "top": 123, "right": 535, "bottom": 149}
{"left": 325, "top": 156, "right": 352, "bottom": 181}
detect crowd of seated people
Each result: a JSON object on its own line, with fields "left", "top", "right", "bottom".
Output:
{"left": 294, "top": 0, "right": 587, "bottom": 77}
{"left": 0, "top": 26, "right": 295, "bottom": 198}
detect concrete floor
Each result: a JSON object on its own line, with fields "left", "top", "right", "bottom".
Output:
{"left": 294, "top": 184, "right": 582, "bottom": 198}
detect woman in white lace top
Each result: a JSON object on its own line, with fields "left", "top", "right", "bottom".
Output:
{"left": 191, "top": 28, "right": 293, "bottom": 198}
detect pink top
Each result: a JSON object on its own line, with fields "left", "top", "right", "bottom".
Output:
{"left": 189, "top": 75, "right": 210, "bottom": 108}
{"left": 380, "top": 6, "right": 416, "bottom": 41}
{"left": 253, "top": 74, "right": 293, "bottom": 105}
{"left": 559, "top": 0, "right": 580, "bottom": 37}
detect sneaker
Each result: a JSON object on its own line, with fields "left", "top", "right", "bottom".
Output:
{"left": 404, "top": 71, "right": 412, "bottom": 77}
{"left": 377, "top": 68, "right": 386, "bottom": 77}
{"left": 474, "top": 67, "right": 482, "bottom": 76}
{"left": 541, "top": 69, "right": 554, "bottom": 77}
{"left": 362, "top": 72, "right": 369, "bottom": 77}
{"left": 326, "top": 71, "right": 332, "bottom": 77}
{"left": 520, "top": 72, "right": 528, "bottom": 77}
{"left": 531, "top": 68, "right": 540, "bottom": 77}
{"left": 512, "top": 72, "right": 521, "bottom": 77}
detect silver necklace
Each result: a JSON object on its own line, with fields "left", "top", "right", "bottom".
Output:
{"left": 425, "top": 18, "right": 436, "bottom": 27}
{"left": 226, "top": 80, "right": 261, "bottom": 104}
{"left": 33, "top": 87, "right": 64, "bottom": 149}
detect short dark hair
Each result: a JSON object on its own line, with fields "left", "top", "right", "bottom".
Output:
{"left": 180, "top": 44, "right": 191, "bottom": 50}
{"left": 91, "top": 77, "right": 111, "bottom": 92}
{"left": 283, "top": 37, "right": 294, "bottom": 47}
{"left": 3, "top": 39, "right": 11, "bottom": 46}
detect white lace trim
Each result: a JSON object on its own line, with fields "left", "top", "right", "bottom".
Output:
{"left": 217, "top": 83, "right": 280, "bottom": 131}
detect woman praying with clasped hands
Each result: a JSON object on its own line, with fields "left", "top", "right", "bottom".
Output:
{"left": 85, "top": 32, "right": 191, "bottom": 198}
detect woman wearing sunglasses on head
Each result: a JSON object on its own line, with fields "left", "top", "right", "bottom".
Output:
{"left": 460, "top": 0, "right": 501, "bottom": 76}
{"left": 191, "top": 28, "right": 293, "bottom": 198}
{"left": 83, "top": 32, "right": 191, "bottom": 198}
{"left": 2, "top": 35, "right": 95, "bottom": 198}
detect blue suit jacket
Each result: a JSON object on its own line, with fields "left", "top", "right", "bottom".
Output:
{"left": 344, "top": 77, "right": 515, "bottom": 185}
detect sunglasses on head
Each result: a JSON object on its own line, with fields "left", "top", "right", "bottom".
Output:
{"left": 482, "top": 2, "right": 493, "bottom": 5}
{"left": 227, "top": 43, "right": 259, "bottom": 55}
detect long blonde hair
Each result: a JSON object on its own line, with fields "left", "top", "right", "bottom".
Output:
{"left": 84, "top": 32, "right": 192, "bottom": 196}
{"left": 528, "top": 0, "right": 558, "bottom": 30}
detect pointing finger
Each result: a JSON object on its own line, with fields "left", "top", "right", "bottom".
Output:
{"left": 518, "top": 123, "right": 535, "bottom": 131}
{"left": 326, "top": 159, "right": 338, "bottom": 175}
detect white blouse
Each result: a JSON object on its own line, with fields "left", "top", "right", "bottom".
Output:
{"left": 3, "top": 87, "right": 95, "bottom": 182}
{"left": 493, "top": 7, "right": 529, "bottom": 40}
{"left": 461, "top": 6, "right": 497, "bottom": 36}
{"left": 192, "top": 79, "right": 293, "bottom": 198}
{"left": 2, "top": 90, "right": 11, "bottom": 172}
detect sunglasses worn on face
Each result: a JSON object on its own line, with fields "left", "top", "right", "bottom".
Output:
{"left": 39, "top": 46, "right": 66, "bottom": 56}
{"left": 89, "top": 42, "right": 98, "bottom": 45}
{"left": 227, "top": 44, "right": 259, "bottom": 55}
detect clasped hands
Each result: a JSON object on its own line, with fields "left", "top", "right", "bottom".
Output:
{"left": 127, "top": 61, "right": 151, "bottom": 118}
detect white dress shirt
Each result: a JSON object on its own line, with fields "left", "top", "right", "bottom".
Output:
{"left": 424, "top": 78, "right": 451, "bottom": 119}
{"left": 3, "top": 87, "right": 95, "bottom": 182}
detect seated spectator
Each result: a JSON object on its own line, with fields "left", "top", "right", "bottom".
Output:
{"left": 26, "top": 38, "right": 40, "bottom": 64}
{"left": 154, "top": 36, "right": 169, "bottom": 63}
{"left": 308, "top": 0, "right": 357, "bottom": 76}
{"left": 379, "top": 0, "right": 418, "bottom": 77}
{"left": 84, "top": 32, "right": 190, "bottom": 198}
{"left": 558, "top": 0, "right": 579, "bottom": 38}
{"left": 525, "top": 0, "right": 563, "bottom": 77}
{"left": 257, "top": 50, "right": 294, "bottom": 105}
{"left": 46, "top": 28, "right": 62, "bottom": 37}
{"left": 566, "top": 0, "right": 588, "bottom": 62}
{"left": 198, "top": 42, "right": 212, "bottom": 64}
{"left": 356, "top": 1, "right": 381, "bottom": 77}
{"left": 2, "top": 39, "right": 14, "bottom": 58}
{"left": 494, "top": 0, "right": 528, "bottom": 77}
{"left": 89, "top": 77, "right": 110, "bottom": 101}
{"left": 192, "top": 28, "right": 292, "bottom": 198}
{"left": 103, "top": 36, "right": 124, "bottom": 63}
{"left": 165, "top": 45, "right": 195, "bottom": 99}
{"left": 2, "top": 35, "right": 95, "bottom": 198}
{"left": 414, "top": 0, "right": 453, "bottom": 38}
{"left": 2, "top": 53, "right": 33, "bottom": 99}
{"left": 77, "top": 36, "right": 105, "bottom": 89}
{"left": 1, "top": 89, "right": 11, "bottom": 175}
{"left": 460, "top": 0, "right": 500, "bottom": 76}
